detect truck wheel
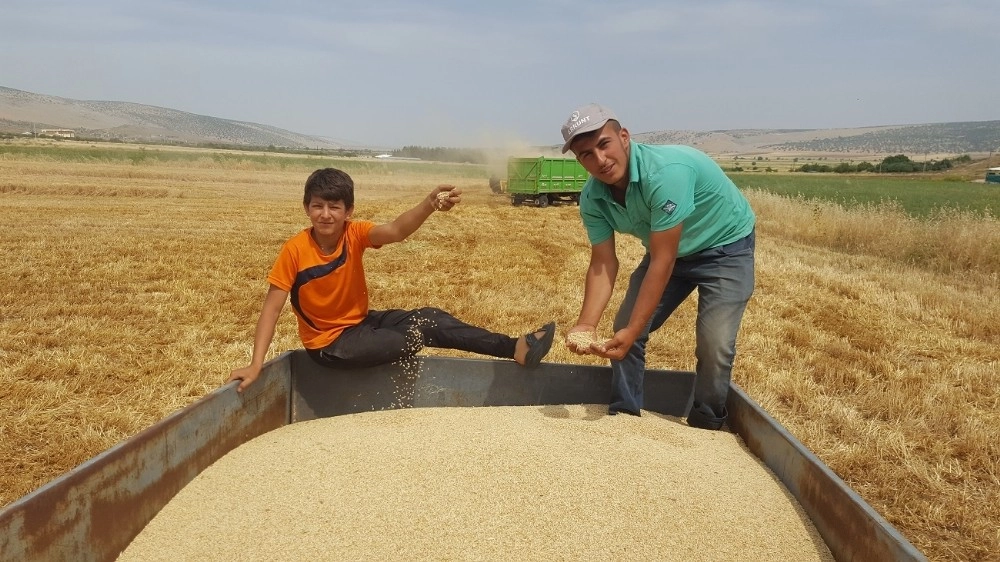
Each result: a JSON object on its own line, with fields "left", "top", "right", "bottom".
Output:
{"left": 512, "top": 195, "right": 521, "bottom": 206}
{"left": 536, "top": 195, "right": 549, "bottom": 208}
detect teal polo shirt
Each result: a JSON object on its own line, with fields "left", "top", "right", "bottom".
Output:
{"left": 579, "top": 142, "right": 756, "bottom": 257}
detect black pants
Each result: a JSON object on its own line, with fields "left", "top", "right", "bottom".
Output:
{"left": 307, "top": 307, "right": 517, "bottom": 369}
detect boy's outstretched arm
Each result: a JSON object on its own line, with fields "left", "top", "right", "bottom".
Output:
{"left": 227, "top": 284, "right": 289, "bottom": 392}
{"left": 369, "top": 185, "right": 460, "bottom": 246}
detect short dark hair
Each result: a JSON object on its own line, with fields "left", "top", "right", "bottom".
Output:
{"left": 303, "top": 168, "right": 354, "bottom": 208}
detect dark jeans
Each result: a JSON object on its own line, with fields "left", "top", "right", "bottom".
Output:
{"left": 610, "top": 231, "right": 755, "bottom": 417}
{"left": 307, "top": 307, "right": 517, "bottom": 370}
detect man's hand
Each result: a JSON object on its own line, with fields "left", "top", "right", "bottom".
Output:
{"left": 227, "top": 365, "right": 262, "bottom": 393}
{"left": 591, "top": 327, "right": 640, "bottom": 361}
{"left": 431, "top": 185, "right": 461, "bottom": 211}
{"left": 565, "top": 324, "right": 601, "bottom": 355}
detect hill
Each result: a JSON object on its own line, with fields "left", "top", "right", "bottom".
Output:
{"left": 632, "top": 122, "right": 1000, "bottom": 156}
{"left": 2, "top": 85, "right": 998, "bottom": 155}
{"left": 0, "top": 86, "right": 347, "bottom": 150}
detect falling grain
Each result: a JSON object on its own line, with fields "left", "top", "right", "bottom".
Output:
{"left": 434, "top": 190, "right": 451, "bottom": 210}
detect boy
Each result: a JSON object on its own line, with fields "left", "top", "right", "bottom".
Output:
{"left": 229, "top": 168, "right": 555, "bottom": 392}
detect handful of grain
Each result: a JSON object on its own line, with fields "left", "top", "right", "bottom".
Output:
{"left": 566, "top": 331, "right": 605, "bottom": 351}
{"left": 434, "top": 189, "right": 455, "bottom": 210}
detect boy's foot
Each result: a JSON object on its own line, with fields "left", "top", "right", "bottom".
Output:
{"left": 514, "top": 322, "right": 556, "bottom": 367}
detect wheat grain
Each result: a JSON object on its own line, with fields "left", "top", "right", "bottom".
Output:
{"left": 118, "top": 405, "right": 834, "bottom": 561}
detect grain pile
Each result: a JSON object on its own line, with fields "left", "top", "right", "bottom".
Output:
{"left": 118, "top": 405, "right": 834, "bottom": 561}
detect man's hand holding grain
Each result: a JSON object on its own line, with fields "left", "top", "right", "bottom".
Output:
{"left": 565, "top": 326, "right": 607, "bottom": 355}
{"left": 432, "top": 185, "right": 461, "bottom": 211}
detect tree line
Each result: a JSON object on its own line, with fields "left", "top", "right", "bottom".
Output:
{"left": 795, "top": 154, "right": 972, "bottom": 174}
{"left": 393, "top": 146, "right": 489, "bottom": 165}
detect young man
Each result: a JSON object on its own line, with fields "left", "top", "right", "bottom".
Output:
{"left": 560, "top": 104, "right": 755, "bottom": 430}
{"left": 228, "top": 168, "right": 555, "bottom": 392}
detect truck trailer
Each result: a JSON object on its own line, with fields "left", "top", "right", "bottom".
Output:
{"left": 0, "top": 353, "right": 927, "bottom": 561}
{"left": 505, "top": 157, "right": 589, "bottom": 207}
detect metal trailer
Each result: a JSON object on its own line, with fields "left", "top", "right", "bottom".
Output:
{"left": 506, "top": 157, "right": 589, "bottom": 207}
{"left": 0, "top": 352, "right": 928, "bottom": 562}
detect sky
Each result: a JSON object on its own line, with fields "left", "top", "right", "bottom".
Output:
{"left": 1, "top": 0, "right": 997, "bottom": 148}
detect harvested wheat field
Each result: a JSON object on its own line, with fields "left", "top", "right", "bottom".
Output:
{"left": 118, "top": 405, "right": 832, "bottom": 561}
{"left": 2, "top": 141, "right": 999, "bottom": 560}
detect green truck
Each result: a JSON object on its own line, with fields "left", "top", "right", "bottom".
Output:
{"left": 503, "top": 156, "right": 590, "bottom": 207}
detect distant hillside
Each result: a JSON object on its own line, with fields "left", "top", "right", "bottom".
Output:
{"left": 757, "top": 121, "right": 1000, "bottom": 154}
{"left": 634, "top": 121, "right": 1000, "bottom": 156}
{"left": 0, "top": 86, "right": 346, "bottom": 149}
{"left": 2, "top": 85, "right": 997, "bottom": 155}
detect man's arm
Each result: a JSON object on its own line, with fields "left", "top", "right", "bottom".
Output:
{"left": 566, "top": 237, "right": 618, "bottom": 354}
{"left": 369, "top": 185, "right": 460, "bottom": 246}
{"left": 593, "top": 224, "right": 682, "bottom": 360}
{"left": 227, "top": 284, "right": 289, "bottom": 393}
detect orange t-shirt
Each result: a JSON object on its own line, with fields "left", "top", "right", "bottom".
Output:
{"left": 267, "top": 221, "right": 376, "bottom": 349}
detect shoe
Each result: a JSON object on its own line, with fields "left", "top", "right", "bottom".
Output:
{"left": 608, "top": 407, "right": 641, "bottom": 417}
{"left": 523, "top": 322, "right": 556, "bottom": 368}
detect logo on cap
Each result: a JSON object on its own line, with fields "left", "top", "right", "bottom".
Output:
{"left": 561, "top": 103, "right": 618, "bottom": 153}
{"left": 567, "top": 115, "right": 591, "bottom": 134}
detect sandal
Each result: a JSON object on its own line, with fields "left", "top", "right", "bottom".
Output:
{"left": 523, "top": 321, "right": 556, "bottom": 368}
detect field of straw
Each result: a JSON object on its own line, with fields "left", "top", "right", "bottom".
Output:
{"left": 1, "top": 143, "right": 998, "bottom": 561}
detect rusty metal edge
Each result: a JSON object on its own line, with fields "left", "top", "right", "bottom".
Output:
{"left": 727, "top": 382, "right": 928, "bottom": 562}
{"left": 0, "top": 352, "right": 294, "bottom": 562}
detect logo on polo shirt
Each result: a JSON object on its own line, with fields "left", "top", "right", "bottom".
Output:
{"left": 662, "top": 200, "right": 677, "bottom": 214}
